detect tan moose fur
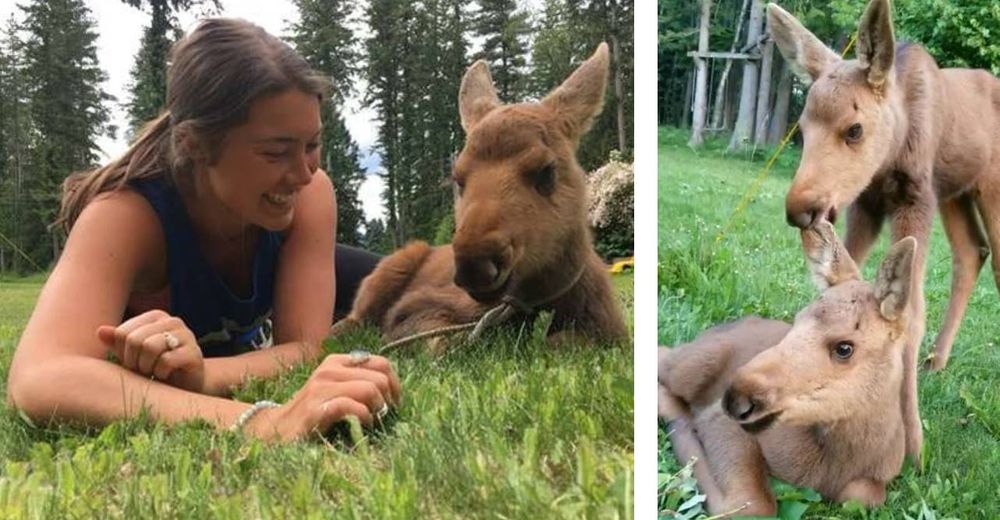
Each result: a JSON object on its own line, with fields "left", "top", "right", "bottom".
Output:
{"left": 332, "top": 44, "right": 628, "bottom": 350}
{"left": 768, "top": 0, "right": 1000, "bottom": 463}
{"left": 659, "top": 222, "right": 915, "bottom": 515}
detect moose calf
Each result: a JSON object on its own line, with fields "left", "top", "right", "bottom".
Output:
{"left": 333, "top": 44, "right": 628, "bottom": 350}
{"left": 659, "top": 222, "right": 914, "bottom": 515}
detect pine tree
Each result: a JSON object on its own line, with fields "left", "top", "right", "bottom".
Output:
{"left": 399, "top": 0, "right": 468, "bottom": 241}
{"left": 121, "top": 1, "right": 220, "bottom": 139}
{"left": 0, "top": 16, "right": 34, "bottom": 272}
{"left": 124, "top": 1, "right": 177, "bottom": 139}
{"left": 472, "top": 0, "right": 532, "bottom": 102}
{"left": 365, "top": 0, "right": 413, "bottom": 246}
{"left": 359, "top": 218, "right": 390, "bottom": 254}
{"left": 532, "top": 0, "right": 633, "bottom": 170}
{"left": 528, "top": 0, "right": 581, "bottom": 99}
{"left": 20, "top": 0, "right": 112, "bottom": 267}
{"left": 288, "top": 0, "right": 367, "bottom": 245}
{"left": 322, "top": 113, "right": 366, "bottom": 245}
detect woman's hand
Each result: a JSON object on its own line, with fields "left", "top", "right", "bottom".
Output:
{"left": 242, "top": 352, "right": 402, "bottom": 442}
{"left": 97, "top": 310, "right": 206, "bottom": 393}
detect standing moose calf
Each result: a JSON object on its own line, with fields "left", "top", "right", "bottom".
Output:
{"left": 659, "top": 222, "right": 915, "bottom": 515}
{"left": 769, "top": 0, "right": 1000, "bottom": 463}
{"left": 333, "top": 44, "right": 628, "bottom": 349}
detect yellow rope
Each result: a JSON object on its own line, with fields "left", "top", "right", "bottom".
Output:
{"left": 0, "top": 227, "right": 45, "bottom": 273}
{"left": 713, "top": 32, "right": 859, "bottom": 245}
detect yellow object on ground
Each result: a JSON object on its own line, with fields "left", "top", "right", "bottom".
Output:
{"left": 608, "top": 257, "right": 634, "bottom": 274}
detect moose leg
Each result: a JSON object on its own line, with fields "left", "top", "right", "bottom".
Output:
{"left": 836, "top": 478, "right": 887, "bottom": 506}
{"left": 659, "top": 318, "right": 789, "bottom": 409}
{"left": 681, "top": 407, "right": 776, "bottom": 516}
{"left": 929, "top": 194, "right": 988, "bottom": 370}
{"left": 338, "top": 241, "right": 433, "bottom": 329}
{"left": 973, "top": 181, "right": 1000, "bottom": 321}
{"left": 844, "top": 193, "right": 885, "bottom": 267}
{"left": 548, "top": 258, "right": 629, "bottom": 343}
{"left": 890, "top": 196, "right": 934, "bottom": 465}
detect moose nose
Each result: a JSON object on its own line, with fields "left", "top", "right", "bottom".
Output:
{"left": 786, "top": 207, "right": 819, "bottom": 229}
{"left": 723, "top": 388, "right": 757, "bottom": 421}
{"left": 454, "top": 253, "right": 505, "bottom": 293}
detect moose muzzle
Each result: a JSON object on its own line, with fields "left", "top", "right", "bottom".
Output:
{"left": 454, "top": 246, "right": 513, "bottom": 302}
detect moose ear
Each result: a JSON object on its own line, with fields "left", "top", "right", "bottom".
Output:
{"left": 873, "top": 236, "right": 916, "bottom": 321}
{"left": 856, "top": 0, "right": 895, "bottom": 91}
{"left": 801, "top": 221, "right": 861, "bottom": 290}
{"left": 767, "top": 3, "right": 839, "bottom": 85}
{"left": 541, "top": 42, "right": 609, "bottom": 140}
{"left": 459, "top": 60, "right": 501, "bottom": 132}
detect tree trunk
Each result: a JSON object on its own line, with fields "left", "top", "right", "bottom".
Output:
{"left": 725, "top": 69, "right": 739, "bottom": 130}
{"left": 727, "top": 0, "right": 764, "bottom": 152}
{"left": 768, "top": 60, "right": 793, "bottom": 144}
{"left": 753, "top": 36, "right": 774, "bottom": 147}
{"left": 687, "top": 0, "right": 712, "bottom": 147}
{"left": 680, "top": 67, "right": 693, "bottom": 129}
{"left": 710, "top": 0, "right": 750, "bottom": 130}
{"left": 51, "top": 232, "right": 60, "bottom": 266}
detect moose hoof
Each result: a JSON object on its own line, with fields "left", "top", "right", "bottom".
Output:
{"left": 922, "top": 351, "right": 948, "bottom": 372}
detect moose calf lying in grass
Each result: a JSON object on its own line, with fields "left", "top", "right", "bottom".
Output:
{"left": 659, "top": 222, "right": 914, "bottom": 515}
{"left": 332, "top": 44, "right": 628, "bottom": 350}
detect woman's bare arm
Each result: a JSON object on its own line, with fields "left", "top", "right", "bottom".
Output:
{"left": 6, "top": 187, "right": 396, "bottom": 436}
{"left": 5, "top": 190, "right": 252, "bottom": 426}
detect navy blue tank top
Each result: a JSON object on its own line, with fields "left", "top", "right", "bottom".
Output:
{"left": 129, "top": 177, "right": 283, "bottom": 357}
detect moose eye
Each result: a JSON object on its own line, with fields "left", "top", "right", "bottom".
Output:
{"left": 832, "top": 341, "right": 855, "bottom": 361}
{"left": 532, "top": 164, "right": 556, "bottom": 197}
{"left": 845, "top": 123, "right": 863, "bottom": 143}
{"left": 452, "top": 176, "right": 465, "bottom": 196}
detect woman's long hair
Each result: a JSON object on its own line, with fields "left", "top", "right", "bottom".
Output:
{"left": 57, "top": 18, "right": 330, "bottom": 232}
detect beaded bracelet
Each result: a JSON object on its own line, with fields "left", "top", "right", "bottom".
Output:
{"left": 230, "top": 400, "right": 281, "bottom": 432}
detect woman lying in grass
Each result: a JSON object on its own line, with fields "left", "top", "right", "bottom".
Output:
{"left": 5, "top": 18, "right": 400, "bottom": 442}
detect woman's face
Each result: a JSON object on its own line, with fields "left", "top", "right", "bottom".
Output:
{"left": 200, "top": 88, "right": 322, "bottom": 233}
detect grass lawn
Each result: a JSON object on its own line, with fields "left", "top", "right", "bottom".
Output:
{"left": 0, "top": 272, "right": 633, "bottom": 518}
{"left": 657, "top": 127, "right": 1000, "bottom": 519}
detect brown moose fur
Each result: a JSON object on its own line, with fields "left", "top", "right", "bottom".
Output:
{"left": 659, "top": 222, "right": 915, "bottom": 515}
{"left": 332, "top": 44, "right": 628, "bottom": 350}
{"left": 768, "top": 0, "right": 1000, "bottom": 463}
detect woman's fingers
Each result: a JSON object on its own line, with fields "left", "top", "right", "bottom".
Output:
{"left": 152, "top": 351, "right": 179, "bottom": 382}
{"left": 362, "top": 356, "right": 403, "bottom": 405}
{"left": 320, "top": 353, "right": 402, "bottom": 405}
{"left": 97, "top": 312, "right": 203, "bottom": 390}
{"left": 98, "top": 310, "right": 168, "bottom": 363}
{"left": 137, "top": 332, "right": 173, "bottom": 374}
{"left": 316, "top": 396, "right": 374, "bottom": 430}
{"left": 304, "top": 379, "right": 385, "bottom": 429}
{"left": 320, "top": 366, "right": 393, "bottom": 403}
{"left": 334, "top": 380, "right": 386, "bottom": 416}
{"left": 96, "top": 325, "right": 116, "bottom": 348}
{"left": 152, "top": 343, "right": 195, "bottom": 382}
{"left": 122, "top": 319, "right": 175, "bottom": 372}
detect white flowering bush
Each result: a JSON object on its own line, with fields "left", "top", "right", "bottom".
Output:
{"left": 588, "top": 151, "right": 634, "bottom": 259}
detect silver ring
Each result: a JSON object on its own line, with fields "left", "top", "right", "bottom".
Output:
{"left": 376, "top": 403, "right": 389, "bottom": 421}
{"left": 349, "top": 349, "right": 371, "bottom": 365}
{"left": 163, "top": 331, "right": 180, "bottom": 350}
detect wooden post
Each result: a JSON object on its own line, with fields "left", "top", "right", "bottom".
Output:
{"left": 754, "top": 36, "right": 774, "bottom": 146}
{"left": 680, "top": 67, "right": 693, "bottom": 129}
{"left": 727, "top": 0, "right": 764, "bottom": 152}
{"left": 768, "top": 61, "right": 793, "bottom": 144}
{"left": 687, "top": 0, "right": 712, "bottom": 147}
{"left": 710, "top": 0, "right": 750, "bottom": 130}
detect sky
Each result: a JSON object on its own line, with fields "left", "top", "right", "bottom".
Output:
{"left": 0, "top": 0, "right": 387, "bottom": 222}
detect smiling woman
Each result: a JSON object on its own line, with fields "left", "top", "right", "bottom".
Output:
{"left": 4, "top": 18, "right": 401, "bottom": 443}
